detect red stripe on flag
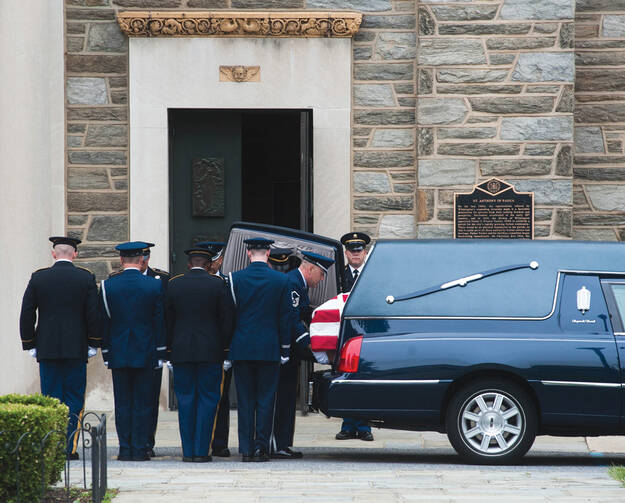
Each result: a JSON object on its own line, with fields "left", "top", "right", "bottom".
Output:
{"left": 311, "top": 335, "right": 338, "bottom": 351}
{"left": 311, "top": 309, "right": 341, "bottom": 324}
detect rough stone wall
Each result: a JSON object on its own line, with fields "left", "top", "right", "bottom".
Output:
{"left": 416, "top": 0, "right": 575, "bottom": 239}
{"left": 574, "top": 1, "right": 625, "bottom": 241}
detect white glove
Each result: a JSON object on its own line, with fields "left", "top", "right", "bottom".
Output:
{"left": 104, "top": 361, "right": 109, "bottom": 369}
{"left": 28, "top": 348, "right": 37, "bottom": 358}
{"left": 312, "top": 351, "right": 329, "bottom": 364}
{"left": 280, "top": 356, "right": 289, "bottom": 365}
{"left": 155, "top": 359, "right": 164, "bottom": 369}
{"left": 88, "top": 346, "right": 98, "bottom": 358}
{"left": 167, "top": 361, "right": 173, "bottom": 370}
{"left": 223, "top": 360, "right": 232, "bottom": 371}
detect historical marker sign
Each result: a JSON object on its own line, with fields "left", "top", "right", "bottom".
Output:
{"left": 454, "top": 178, "right": 533, "bottom": 239}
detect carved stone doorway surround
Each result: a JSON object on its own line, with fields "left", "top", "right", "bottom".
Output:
{"left": 120, "top": 10, "right": 361, "bottom": 268}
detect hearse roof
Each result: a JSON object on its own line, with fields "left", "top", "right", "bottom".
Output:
{"left": 343, "top": 240, "right": 625, "bottom": 319}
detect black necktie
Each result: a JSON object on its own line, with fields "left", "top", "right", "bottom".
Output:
{"left": 353, "top": 269, "right": 359, "bottom": 280}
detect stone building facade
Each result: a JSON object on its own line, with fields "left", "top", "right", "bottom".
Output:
{"left": 61, "top": 0, "right": 625, "bottom": 281}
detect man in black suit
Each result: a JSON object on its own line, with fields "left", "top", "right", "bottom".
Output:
{"left": 139, "top": 242, "right": 170, "bottom": 458}
{"left": 336, "top": 232, "right": 374, "bottom": 442}
{"left": 19, "top": 236, "right": 101, "bottom": 459}
{"left": 165, "top": 247, "right": 235, "bottom": 462}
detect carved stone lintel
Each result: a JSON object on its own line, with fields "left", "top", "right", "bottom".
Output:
{"left": 117, "top": 10, "right": 362, "bottom": 38}
{"left": 220, "top": 66, "right": 260, "bottom": 82}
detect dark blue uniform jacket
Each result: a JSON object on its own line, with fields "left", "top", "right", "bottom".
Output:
{"left": 100, "top": 268, "right": 165, "bottom": 369}
{"left": 287, "top": 268, "right": 311, "bottom": 352}
{"left": 229, "top": 261, "right": 292, "bottom": 361}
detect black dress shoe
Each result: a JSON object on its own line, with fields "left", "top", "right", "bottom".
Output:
{"left": 132, "top": 455, "right": 151, "bottom": 461}
{"left": 253, "top": 450, "right": 270, "bottom": 462}
{"left": 335, "top": 430, "right": 357, "bottom": 440}
{"left": 270, "top": 447, "right": 303, "bottom": 459}
{"left": 212, "top": 448, "right": 230, "bottom": 458}
{"left": 192, "top": 456, "right": 212, "bottom": 463}
{"left": 357, "top": 431, "right": 374, "bottom": 441}
{"left": 147, "top": 448, "right": 156, "bottom": 458}
{"left": 182, "top": 456, "right": 194, "bottom": 462}
{"left": 241, "top": 454, "right": 254, "bottom": 462}
{"left": 117, "top": 455, "right": 133, "bottom": 461}
{"left": 68, "top": 452, "right": 79, "bottom": 461}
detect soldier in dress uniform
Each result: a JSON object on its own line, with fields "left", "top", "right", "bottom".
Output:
{"left": 271, "top": 250, "right": 335, "bottom": 459}
{"left": 196, "top": 241, "right": 233, "bottom": 458}
{"left": 228, "top": 237, "right": 292, "bottom": 462}
{"left": 138, "top": 242, "right": 170, "bottom": 458}
{"left": 19, "top": 236, "right": 101, "bottom": 460}
{"left": 165, "top": 247, "right": 235, "bottom": 462}
{"left": 99, "top": 241, "right": 166, "bottom": 461}
{"left": 335, "top": 232, "right": 374, "bottom": 442}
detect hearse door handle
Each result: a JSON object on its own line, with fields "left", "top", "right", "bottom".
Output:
{"left": 386, "top": 261, "right": 539, "bottom": 304}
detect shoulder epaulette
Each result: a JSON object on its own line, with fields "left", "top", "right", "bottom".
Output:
{"left": 33, "top": 267, "right": 50, "bottom": 274}
{"left": 108, "top": 270, "right": 122, "bottom": 278}
{"left": 153, "top": 268, "right": 170, "bottom": 275}
{"left": 76, "top": 265, "right": 94, "bottom": 275}
{"left": 168, "top": 273, "right": 184, "bottom": 282}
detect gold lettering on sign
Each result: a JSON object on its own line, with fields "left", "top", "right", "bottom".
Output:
{"left": 117, "top": 11, "right": 362, "bottom": 38}
{"left": 220, "top": 66, "right": 260, "bottom": 83}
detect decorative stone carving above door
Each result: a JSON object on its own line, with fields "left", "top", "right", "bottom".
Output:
{"left": 117, "top": 11, "right": 362, "bottom": 38}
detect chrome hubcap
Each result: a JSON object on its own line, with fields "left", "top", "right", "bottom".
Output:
{"left": 460, "top": 391, "right": 523, "bottom": 455}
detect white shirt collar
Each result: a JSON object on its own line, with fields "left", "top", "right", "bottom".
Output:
{"left": 191, "top": 267, "right": 205, "bottom": 270}
{"left": 124, "top": 266, "right": 141, "bottom": 271}
{"left": 55, "top": 259, "right": 73, "bottom": 264}
{"left": 298, "top": 268, "right": 307, "bottom": 288}
{"left": 349, "top": 264, "right": 362, "bottom": 275}
{"left": 142, "top": 269, "right": 148, "bottom": 275}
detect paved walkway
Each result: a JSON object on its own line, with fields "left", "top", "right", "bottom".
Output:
{"left": 69, "top": 411, "right": 625, "bottom": 502}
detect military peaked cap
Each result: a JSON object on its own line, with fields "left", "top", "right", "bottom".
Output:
{"left": 244, "top": 237, "right": 274, "bottom": 250}
{"left": 301, "top": 251, "right": 335, "bottom": 273}
{"left": 196, "top": 241, "right": 226, "bottom": 260}
{"left": 115, "top": 241, "right": 151, "bottom": 257}
{"left": 49, "top": 236, "right": 81, "bottom": 250}
{"left": 340, "top": 232, "right": 371, "bottom": 252}
{"left": 268, "top": 247, "right": 294, "bottom": 264}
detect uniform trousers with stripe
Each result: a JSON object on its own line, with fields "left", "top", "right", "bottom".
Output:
{"left": 234, "top": 360, "right": 280, "bottom": 455}
{"left": 210, "top": 366, "right": 232, "bottom": 453}
{"left": 146, "top": 367, "right": 162, "bottom": 451}
{"left": 173, "top": 362, "right": 223, "bottom": 458}
{"left": 111, "top": 367, "right": 152, "bottom": 459}
{"left": 271, "top": 359, "right": 298, "bottom": 452}
{"left": 39, "top": 359, "right": 86, "bottom": 455}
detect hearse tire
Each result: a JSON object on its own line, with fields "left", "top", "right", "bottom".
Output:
{"left": 445, "top": 379, "right": 537, "bottom": 465}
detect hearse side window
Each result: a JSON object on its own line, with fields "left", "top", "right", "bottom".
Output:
{"left": 603, "top": 282, "right": 625, "bottom": 333}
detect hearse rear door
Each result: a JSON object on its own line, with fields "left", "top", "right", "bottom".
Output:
{"left": 600, "top": 279, "right": 625, "bottom": 427}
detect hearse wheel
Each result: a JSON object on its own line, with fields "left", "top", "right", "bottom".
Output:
{"left": 446, "top": 379, "right": 537, "bottom": 464}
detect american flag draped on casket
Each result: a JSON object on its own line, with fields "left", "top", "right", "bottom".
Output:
{"left": 309, "top": 293, "right": 350, "bottom": 351}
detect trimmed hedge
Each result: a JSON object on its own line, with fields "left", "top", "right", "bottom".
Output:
{"left": 0, "top": 394, "right": 68, "bottom": 503}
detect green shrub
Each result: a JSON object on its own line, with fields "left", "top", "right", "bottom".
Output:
{"left": 0, "top": 393, "right": 68, "bottom": 503}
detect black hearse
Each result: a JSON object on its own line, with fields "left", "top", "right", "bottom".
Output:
{"left": 224, "top": 224, "right": 625, "bottom": 464}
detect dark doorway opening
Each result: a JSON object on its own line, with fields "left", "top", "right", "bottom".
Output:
{"left": 168, "top": 109, "right": 312, "bottom": 276}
